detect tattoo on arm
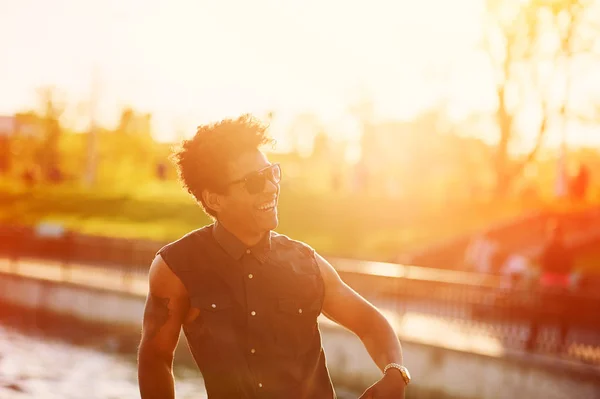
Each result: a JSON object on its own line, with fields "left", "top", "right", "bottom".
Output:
{"left": 144, "top": 294, "right": 170, "bottom": 340}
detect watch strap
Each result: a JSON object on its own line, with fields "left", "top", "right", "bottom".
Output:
{"left": 383, "top": 363, "right": 410, "bottom": 385}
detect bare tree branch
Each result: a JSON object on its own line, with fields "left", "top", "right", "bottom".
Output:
{"left": 483, "top": 0, "right": 599, "bottom": 195}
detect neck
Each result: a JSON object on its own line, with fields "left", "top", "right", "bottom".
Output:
{"left": 218, "top": 219, "right": 265, "bottom": 247}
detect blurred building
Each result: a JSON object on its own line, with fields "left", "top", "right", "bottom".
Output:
{"left": 13, "top": 113, "right": 45, "bottom": 137}
{"left": 0, "top": 114, "right": 45, "bottom": 177}
{"left": 0, "top": 116, "right": 15, "bottom": 136}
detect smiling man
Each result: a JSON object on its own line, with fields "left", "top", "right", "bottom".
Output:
{"left": 137, "top": 115, "right": 410, "bottom": 399}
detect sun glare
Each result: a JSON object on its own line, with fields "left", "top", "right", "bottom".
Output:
{"left": 0, "top": 0, "right": 485, "bottom": 140}
{"left": 1, "top": 0, "right": 598, "bottom": 148}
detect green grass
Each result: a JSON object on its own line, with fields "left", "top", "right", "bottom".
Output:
{"left": 0, "top": 181, "right": 594, "bottom": 261}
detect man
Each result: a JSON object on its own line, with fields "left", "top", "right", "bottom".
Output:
{"left": 137, "top": 115, "right": 410, "bottom": 399}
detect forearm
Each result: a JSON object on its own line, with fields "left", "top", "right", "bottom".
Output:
{"left": 358, "top": 311, "right": 403, "bottom": 371}
{"left": 138, "top": 348, "right": 176, "bottom": 399}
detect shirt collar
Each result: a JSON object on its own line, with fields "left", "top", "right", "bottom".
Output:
{"left": 212, "top": 222, "right": 271, "bottom": 263}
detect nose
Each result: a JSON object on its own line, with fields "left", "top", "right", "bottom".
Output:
{"left": 264, "top": 178, "right": 278, "bottom": 194}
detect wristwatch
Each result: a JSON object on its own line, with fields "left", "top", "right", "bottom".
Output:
{"left": 383, "top": 363, "right": 411, "bottom": 386}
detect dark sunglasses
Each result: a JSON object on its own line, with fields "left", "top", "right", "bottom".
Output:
{"left": 227, "top": 163, "right": 281, "bottom": 195}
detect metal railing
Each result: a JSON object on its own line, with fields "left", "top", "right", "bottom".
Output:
{"left": 1, "top": 225, "right": 599, "bottom": 365}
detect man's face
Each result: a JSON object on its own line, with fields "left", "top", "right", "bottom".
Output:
{"left": 218, "top": 150, "right": 280, "bottom": 234}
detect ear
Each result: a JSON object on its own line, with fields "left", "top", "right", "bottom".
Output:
{"left": 202, "top": 189, "right": 224, "bottom": 214}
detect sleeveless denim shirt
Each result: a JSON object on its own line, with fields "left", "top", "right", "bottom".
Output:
{"left": 156, "top": 223, "right": 335, "bottom": 399}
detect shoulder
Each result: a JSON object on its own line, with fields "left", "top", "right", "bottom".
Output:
{"left": 157, "top": 225, "right": 211, "bottom": 256}
{"left": 271, "top": 232, "right": 337, "bottom": 277}
{"left": 156, "top": 225, "right": 213, "bottom": 271}
{"left": 148, "top": 248, "right": 188, "bottom": 299}
{"left": 271, "top": 231, "right": 316, "bottom": 257}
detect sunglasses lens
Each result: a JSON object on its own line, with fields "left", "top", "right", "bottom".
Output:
{"left": 243, "top": 165, "right": 281, "bottom": 194}
{"left": 270, "top": 164, "right": 281, "bottom": 184}
{"left": 245, "top": 175, "right": 266, "bottom": 194}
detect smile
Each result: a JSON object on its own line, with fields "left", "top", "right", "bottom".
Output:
{"left": 257, "top": 199, "right": 277, "bottom": 211}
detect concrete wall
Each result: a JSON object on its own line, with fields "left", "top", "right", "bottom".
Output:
{"left": 1, "top": 272, "right": 599, "bottom": 399}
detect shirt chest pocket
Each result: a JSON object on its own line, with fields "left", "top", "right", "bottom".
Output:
{"left": 188, "top": 295, "right": 237, "bottom": 347}
{"left": 273, "top": 294, "right": 322, "bottom": 357}
{"left": 274, "top": 271, "right": 323, "bottom": 320}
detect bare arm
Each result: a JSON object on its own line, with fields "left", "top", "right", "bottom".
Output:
{"left": 138, "top": 255, "right": 190, "bottom": 399}
{"left": 317, "top": 253, "right": 403, "bottom": 370}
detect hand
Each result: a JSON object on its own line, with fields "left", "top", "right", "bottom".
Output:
{"left": 358, "top": 370, "right": 406, "bottom": 399}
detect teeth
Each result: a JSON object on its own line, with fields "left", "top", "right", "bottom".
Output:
{"left": 258, "top": 200, "right": 276, "bottom": 210}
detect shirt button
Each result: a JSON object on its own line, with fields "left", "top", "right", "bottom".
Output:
{"left": 258, "top": 383, "right": 263, "bottom": 388}
{"left": 251, "top": 311, "right": 256, "bottom": 316}
{"left": 211, "top": 304, "right": 217, "bottom": 309}
{"left": 246, "top": 249, "right": 251, "bottom": 254}
{"left": 248, "top": 273, "right": 254, "bottom": 279}
{"left": 250, "top": 348, "right": 256, "bottom": 354}
{"left": 298, "top": 308, "right": 303, "bottom": 314}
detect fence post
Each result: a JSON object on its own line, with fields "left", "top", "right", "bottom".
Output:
{"left": 122, "top": 241, "right": 134, "bottom": 292}
{"left": 9, "top": 227, "right": 23, "bottom": 274}
{"left": 61, "top": 232, "right": 74, "bottom": 282}
{"left": 9, "top": 253, "right": 19, "bottom": 274}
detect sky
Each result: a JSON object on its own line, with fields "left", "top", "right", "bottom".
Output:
{"left": 0, "top": 0, "right": 598, "bottom": 149}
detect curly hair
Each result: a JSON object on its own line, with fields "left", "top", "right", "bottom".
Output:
{"left": 170, "top": 114, "right": 274, "bottom": 217}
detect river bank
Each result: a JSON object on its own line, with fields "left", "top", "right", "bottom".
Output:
{"left": 0, "top": 309, "right": 359, "bottom": 399}
{"left": 0, "top": 322, "right": 207, "bottom": 399}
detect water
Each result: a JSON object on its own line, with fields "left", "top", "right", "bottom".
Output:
{"left": 0, "top": 325, "right": 207, "bottom": 399}
{"left": 0, "top": 324, "right": 362, "bottom": 399}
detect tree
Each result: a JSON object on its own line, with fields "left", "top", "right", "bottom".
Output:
{"left": 117, "top": 107, "right": 135, "bottom": 134}
{"left": 36, "top": 86, "right": 65, "bottom": 178}
{"left": 311, "top": 131, "right": 331, "bottom": 160}
{"left": 0, "top": 135, "right": 9, "bottom": 175}
{"left": 483, "top": 0, "right": 600, "bottom": 195}
{"left": 347, "top": 92, "right": 376, "bottom": 169}
{"left": 91, "top": 106, "right": 158, "bottom": 186}
{"left": 288, "top": 112, "right": 323, "bottom": 156}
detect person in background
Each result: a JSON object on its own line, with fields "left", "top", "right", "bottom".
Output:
{"left": 496, "top": 250, "right": 534, "bottom": 290}
{"left": 539, "top": 221, "right": 575, "bottom": 289}
{"left": 526, "top": 221, "right": 576, "bottom": 352}
{"left": 570, "top": 163, "right": 590, "bottom": 202}
{"left": 464, "top": 232, "right": 497, "bottom": 274}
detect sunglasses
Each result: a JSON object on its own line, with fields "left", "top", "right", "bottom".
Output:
{"left": 227, "top": 163, "right": 281, "bottom": 195}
